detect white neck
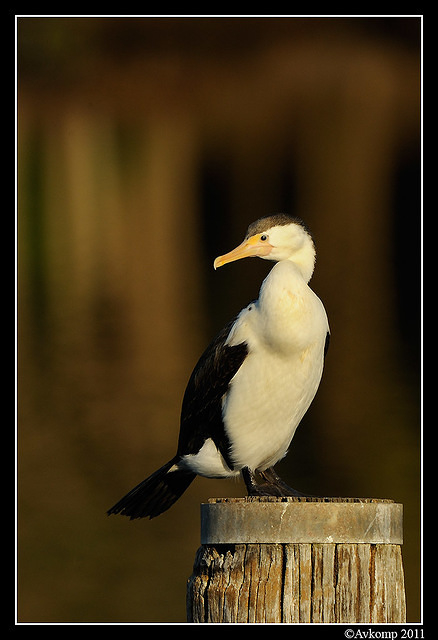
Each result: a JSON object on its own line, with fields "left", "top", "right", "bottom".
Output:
{"left": 286, "top": 244, "right": 315, "bottom": 284}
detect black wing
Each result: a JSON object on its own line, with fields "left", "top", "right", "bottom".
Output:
{"left": 177, "top": 316, "right": 248, "bottom": 469}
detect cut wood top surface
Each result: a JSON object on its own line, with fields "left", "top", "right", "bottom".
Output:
{"left": 201, "top": 497, "right": 403, "bottom": 545}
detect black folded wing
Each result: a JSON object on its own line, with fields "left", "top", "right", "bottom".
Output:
{"left": 177, "top": 316, "right": 249, "bottom": 470}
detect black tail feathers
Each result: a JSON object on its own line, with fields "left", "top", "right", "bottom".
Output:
{"left": 107, "top": 458, "right": 196, "bottom": 519}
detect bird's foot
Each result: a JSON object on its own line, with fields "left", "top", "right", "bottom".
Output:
{"left": 259, "top": 467, "right": 310, "bottom": 497}
{"left": 242, "top": 467, "right": 294, "bottom": 497}
{"left": 247, "top": 482, "right": 285, "bottom": 497}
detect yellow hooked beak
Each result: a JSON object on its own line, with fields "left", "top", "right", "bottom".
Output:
{"left": 214, "top": 234, "right": 273, "bottom": 270}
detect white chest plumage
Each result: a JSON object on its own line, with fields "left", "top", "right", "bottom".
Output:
{"left": 224, "top": 261, "right": 328, "bottom": 471}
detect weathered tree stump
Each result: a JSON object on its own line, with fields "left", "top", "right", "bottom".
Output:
{"left": 186, "top": 497, "right": 406, "bottom": 623}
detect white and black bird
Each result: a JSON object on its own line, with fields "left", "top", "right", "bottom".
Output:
{"left": 108, "top": 214, "right": 330, "bottom": 519}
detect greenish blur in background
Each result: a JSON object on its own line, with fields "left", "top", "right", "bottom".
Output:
{"left": 17, "top": 16, "right": 421, "bottom": 623}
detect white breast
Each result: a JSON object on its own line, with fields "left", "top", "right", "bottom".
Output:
{"left": 224, "top": 260, "right": 329, "bottom": 472}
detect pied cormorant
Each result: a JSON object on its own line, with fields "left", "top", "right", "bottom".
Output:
{"left": 108, "top": 214, "right": 330, "bottom": 519}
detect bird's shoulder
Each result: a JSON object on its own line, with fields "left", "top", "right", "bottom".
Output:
{"left": 184, "top": 315, "right": 249, "bottom": 403}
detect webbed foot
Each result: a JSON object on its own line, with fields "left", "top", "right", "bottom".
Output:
{"left": 242, "top": 467, "right": 296, "bottom": 497}
{"left": 259, "top": 467, "right": 311, "bottom": 497}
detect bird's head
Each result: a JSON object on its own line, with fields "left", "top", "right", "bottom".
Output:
{"left": 214, "top": 214, "right": 316, "bottom": 282}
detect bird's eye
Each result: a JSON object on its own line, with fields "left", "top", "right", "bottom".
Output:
{"left": 260, "top": 234, "right": 268, "bottom": 241}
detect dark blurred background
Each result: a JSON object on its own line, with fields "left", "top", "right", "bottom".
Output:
{"left": 17, "top": 16, "right": 421, "bottom": 623}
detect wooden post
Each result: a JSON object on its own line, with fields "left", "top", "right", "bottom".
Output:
{"left": 186, "top": 497, "right": 406, "bottom": 623}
